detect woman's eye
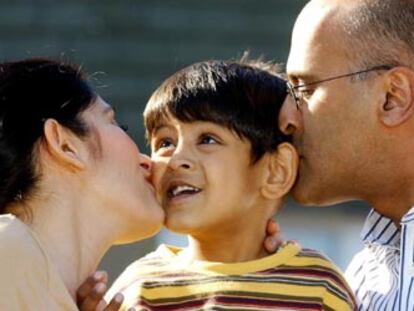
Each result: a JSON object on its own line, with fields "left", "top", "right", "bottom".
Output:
{"left": 112, "top": 119, "right": 129, "bottom": 132}
{"left": 120, "top": 124, "right": 129, "bottom": 132}
{"left": 199, "top": 135, "right": 218, "bottom": 145}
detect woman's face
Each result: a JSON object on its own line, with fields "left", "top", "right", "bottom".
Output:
{"left": 81, "top": 97, "right": 164, "bottom": 243}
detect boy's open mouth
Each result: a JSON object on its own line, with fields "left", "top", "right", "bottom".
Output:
{"left": 167, "top": 182, "right": 202, "bottom": 199}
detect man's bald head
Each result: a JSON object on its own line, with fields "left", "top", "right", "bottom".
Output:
{"left": 304, "top": 0, "right": 414, "bottom": 69}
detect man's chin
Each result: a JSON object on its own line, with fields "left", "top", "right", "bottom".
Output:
{"left": 289, "top": 176, "right": 312, "bottom": 204}
{"left": 291, "top": 190, "right": 316, "bottom": 206}
{"left": 291, "top": 183, "right": 329, "bottom": 206}
{"left": 291, "top": 185, "right": 351, "bottom": 207}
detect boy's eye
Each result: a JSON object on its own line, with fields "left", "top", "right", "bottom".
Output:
{"left": 156, "top": 138, "right": 175, "bottom": 150}
{"left": 199, "top": 134, "right": 219, "bottom": 145}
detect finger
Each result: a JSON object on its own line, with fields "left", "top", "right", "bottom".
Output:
{"left": 79, "top": 282, "right": 107, "bottom": 311}
{"left": 103, "top": 293, "right": 124, "bottom": 311}
{"left": 264, "top": 236, "right": 277, "bottom": 253}
{"left": 96, "top": 300, "right": 108, "bottom": 311}
{"left": 77, "top": 275, "right": 97, "bottom": 305}
{"left": 272, "top": 220, "right": 283, "bottom": 247}
{"left": 96, "top": 270, "right": 108, "bottom": 284}
{"left": 77, "top": 271, "right": 108, "bottom": 304}
{"left": 266, "top": 218, "right": 280, "bottom": 234}
{"left": 264, "top": 219, "right": 284, "bottom": 254}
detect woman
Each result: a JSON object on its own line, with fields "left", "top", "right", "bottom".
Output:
{"left": 0, "top": 58, "right": 164, "bottom": 309}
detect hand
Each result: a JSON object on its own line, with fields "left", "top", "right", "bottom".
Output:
{"left": 264, "top": 218, "right": 284, "bottom": 253}
{"left": 77, "top": 271, "right": 128, "bottom": 311}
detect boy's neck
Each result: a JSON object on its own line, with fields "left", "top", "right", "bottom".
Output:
{"left": 184, "top": 215, "right": 273, "bottom": 263}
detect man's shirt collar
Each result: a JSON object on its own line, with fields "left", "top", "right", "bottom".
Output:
{"left": 360, "top": 209, "right": 401, "bottom": 249}
{"left": 401, "top": 206, "right": 414, "bottom": 224}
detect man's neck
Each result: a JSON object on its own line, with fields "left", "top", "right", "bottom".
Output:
{"left": 371, "top": 197, "right": 413, "bottom": 227}
{"left": 366, "top": 145, "right": 414, "bottom": 225}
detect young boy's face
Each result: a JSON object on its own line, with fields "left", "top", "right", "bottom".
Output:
{"left": 149, "top": 116, "right": 271, "bottom": 235}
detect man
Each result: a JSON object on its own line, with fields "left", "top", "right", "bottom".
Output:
{"left": 279, "top": 0, "right": 414, "bottom": 310}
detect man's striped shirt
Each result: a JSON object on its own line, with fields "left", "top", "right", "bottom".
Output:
{"left": 345, "top": 207, "right": 414, "bottom": 310}
{"left": 107, "top": 242, "right": 356, "bottom": 310}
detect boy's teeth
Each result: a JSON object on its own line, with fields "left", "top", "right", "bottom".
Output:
{"left": 171, "top": 185, "right": 200, "bottom": 196}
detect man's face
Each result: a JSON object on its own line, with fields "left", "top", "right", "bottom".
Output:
{"left": 279, "top": 1, "right": 378, "bottom": 205}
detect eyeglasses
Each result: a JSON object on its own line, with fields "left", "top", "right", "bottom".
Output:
{"left": 286, "top": 65, "right": 393, "bottom": 109}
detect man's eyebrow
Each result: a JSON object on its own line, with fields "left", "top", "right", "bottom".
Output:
{"left": 288, "top": 71, "right": 319, "bottom": 85}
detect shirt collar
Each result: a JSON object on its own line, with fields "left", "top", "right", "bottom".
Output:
{"left": 401, "top": 205, "right": 414, "bottom": 224}
{"left": 360, "top": 208, "right": 400, "bottom": 248}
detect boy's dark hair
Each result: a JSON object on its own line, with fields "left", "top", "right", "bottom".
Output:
{"left": 144, "top": 56, "right": 289, "bottom": 162}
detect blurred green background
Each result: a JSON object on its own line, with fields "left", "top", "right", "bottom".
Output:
{"left": 0, "top": 0, "right": 369, "bottom": 283}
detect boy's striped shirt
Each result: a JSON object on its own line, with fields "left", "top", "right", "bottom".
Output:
{"left": 107, "top": 242, "right": 356, "bottom": 310}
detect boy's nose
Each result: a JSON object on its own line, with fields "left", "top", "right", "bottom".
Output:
{"left": 279, "top": 95, "right": 302, "bottom": 135}
{"left": 168, "top": 152, "right": 195, "bottom": 172}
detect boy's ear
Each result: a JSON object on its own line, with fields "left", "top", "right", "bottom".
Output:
{"left": 41, "top": 119, "right": 86, "bottom": 171}
{"left": 261, "top": 143, "right": 298, "bottom": 200}
{"left": 379, "top": 67, "right": 414, "bottom": 127}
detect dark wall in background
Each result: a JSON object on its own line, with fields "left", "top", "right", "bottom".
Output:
{"left": 0, "top": 0, "right": 305, "bottom": 149}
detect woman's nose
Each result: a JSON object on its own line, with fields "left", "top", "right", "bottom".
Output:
{"left": 139, "top": 153, "right": 152, "bottom": 179}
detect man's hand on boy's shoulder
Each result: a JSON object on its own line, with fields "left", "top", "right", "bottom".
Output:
{"left": 264, "top": 218, "right": 284, "bottom": 253}
{"left": 76, "top": 271, "right": 135, "bottom": 311}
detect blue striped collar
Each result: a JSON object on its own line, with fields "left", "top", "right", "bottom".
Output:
{"left": 401, "top": 206, "right": 414, "bottom": 224}
{"left": 360, "top": 209, "right": 401, "bottom": 248}
{"left": 361, "top": 206, "right": 414, "bottom": 247}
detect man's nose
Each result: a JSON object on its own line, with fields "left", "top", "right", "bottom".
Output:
{"left": 279, "top": 95, "right": 302, "bottom": 135}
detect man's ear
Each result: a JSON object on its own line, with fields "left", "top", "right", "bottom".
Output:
{"left": 380, "top": 67, "right": 414, "bottom": 127}
{"left": 261, "top": 142, "right": 298, "bottom": 199}
{"left": 42, "top": 119, "right": 86, "bottom": 171}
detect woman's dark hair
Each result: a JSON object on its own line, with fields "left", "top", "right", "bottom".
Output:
{"left": 0, "top": 58, "right": 96, "bottom": 212}
{"left": 144, "top": 57, "right": 289, "bottom": 162}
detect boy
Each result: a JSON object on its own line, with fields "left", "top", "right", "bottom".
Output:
{"left": 104, "top": 58, "right": 356, "bottom": 310}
